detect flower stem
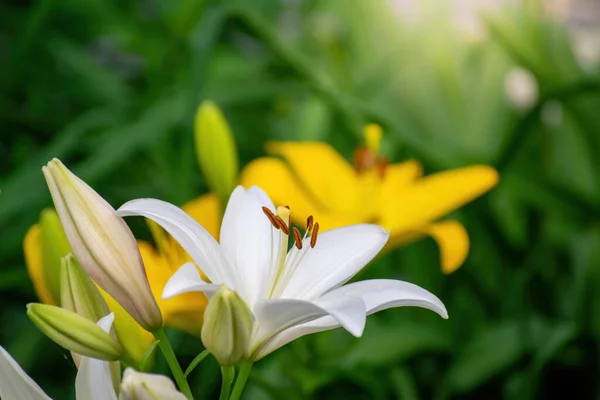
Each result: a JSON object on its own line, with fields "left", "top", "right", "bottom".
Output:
{"left": 219, "top": 365, "right": 234, "bottom": 400}
{"left": 153, "top": 329, "right": 193, "bottom": 400}
{"left": 228, "top": 360, "right": 253, "bottom": 400}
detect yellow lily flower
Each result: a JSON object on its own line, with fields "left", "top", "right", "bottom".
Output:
{"left": 23, "top": 194, "right": 220, "bottom": 359}
{"left": 240, "top": 124, "right": 499, "bottom": 274}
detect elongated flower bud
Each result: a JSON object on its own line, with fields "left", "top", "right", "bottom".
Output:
{"left": 119, "top": 368, "right": 187, "bottom": 400}
{"left": 61, "top": 254, "right": 110, "bottom": 322}
{"left": 42, "top": 158, "right": 162, "bottom": 331}
{"left": 27, "top": 304, "right": 123, "bottom": 361}
{"left": 194, "top": 101, "right": 239, "bottom": 204}
{"left": 201, "top": 286, "right": 253, "bottom": 366}
{"left": 61, "top": 254, "right": 113, "bottom": 367}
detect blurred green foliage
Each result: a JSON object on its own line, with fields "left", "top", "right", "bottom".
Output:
{"left": 1, "top": 0, "right": 600, "bottom": 398}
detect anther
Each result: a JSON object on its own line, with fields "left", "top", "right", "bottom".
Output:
{"left": 274, "top": 216, "right": 290, "bottom": 235}
{"left": 292, "top": 227, "right": 303, "bottom": 250}
{"left": 306, "top": 215, "right": 314, "bottom": 232}
{"left": 262, "top": 206, "right": 279, "bottom": 229}
{"left": 310, "top": 222, "right": 319, "bottom": 248}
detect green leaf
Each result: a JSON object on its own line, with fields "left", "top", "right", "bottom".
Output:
{"left": 185, "top": 349, "right": 211, "bottom": 377}
{"left": 138, "top": 340, "right": 160, "bottom": 372}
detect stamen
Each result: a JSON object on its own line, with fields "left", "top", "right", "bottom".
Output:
{"left": 262, "top": 206, "right": 279, "bottom": 229}
{"left": 274, "top": 216, "right": 290, "bottom": 235}
{"left": 292, "top": 227, "right": 303, "bottom": 250}
{"left": 306, "top": 215, "right": 314, "bottom": 232}
{"left": 310, "top": 222, "right": 319, "bottom": 248}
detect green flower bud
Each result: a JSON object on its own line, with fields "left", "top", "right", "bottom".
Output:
{"left": 60, "top": 254, "right": 110, "bottom": 322}
{"left": 194, "top": 101, "right": 239, "bottom": 205}
{"left": 201, "top": 286, "right": 253, "bottom": 366}
{"left": 26, "top": 303, "right": 123, "bottom": 361}
{"left": 39, "top": 208, "right": 72, "bottom": 304}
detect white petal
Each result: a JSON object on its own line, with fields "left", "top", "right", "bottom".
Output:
{"left": 253, "top": 316, "right": 337, "bottom": 360}
{"left": 0, "top": 346, "right": 51, "bottom": 400}
{"left": 325, "top": 279, "right": 448, "bottom": 319}
{"left": 250, "top": 297, "right": 365, "bottom": 356}
{"left": 281, "top": 224, "right": 389, "bottom": 300}
{"left": 247, "top": 186, "right": 276, "bottom": 210}
{"left": 117, "top": 198, "right": 239, "bottom": 290}
{"left": 163, "top": 263, "right": 220, "bottom": 299}
{"left": 220, "top": 186, "right": 281, "bottom": 305}
{"left": 76, "top": 314, "right": 118, "bottom": 400}
{"left": 119, "top": 368, "right": 187, "bottom": 400}
{"left": 256, "top": 279, "right": 448, "bottom": 360}
{"left": 314, "top": 293, "right": 366, "bottom": 337}
{"left": 96, "top": 313, "right": 115, "bottom": 334}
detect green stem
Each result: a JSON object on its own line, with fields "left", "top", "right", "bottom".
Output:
{"left": 228, "top": 360, "right": 253, "bottom": 400}
{"left": 219, "top": 365, "right": 234, "bottom": 400}
{"left": 153, "top": 329, "right": 193, "bottom": 400}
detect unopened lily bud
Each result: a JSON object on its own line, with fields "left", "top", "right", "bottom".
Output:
{"left": 194, "top": 101, "right": 239, "bottom": 204}
{"left": 42, "top": 158, "right": 162, "bottom": 331}
{"left": 61, "top": 254, "right": 110, "bottom": 322}
{"left": 23, "top": 208, "right": 72, "bottom": 305}
{"left": 27, "top": 304, "right": 123, "bottom": 361}
{"left": 119, "top": 368, "right": 187, "bottom": 400}
{"left": 61, "top": 254, "right": 112, "bottom": 366}
{"left": 201, "top": 286, "right": 253, "bottom": 366}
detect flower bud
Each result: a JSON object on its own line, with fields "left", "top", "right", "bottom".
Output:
{"left": 60, "top": 253, "right": 113, "bottom": 366}
{"left": 42, "top": 158, "right": 162, "bottom": 331}
{"left": 23, "top": 209, "right": 72, "bottom": 305}
{"left": 194, "top": 101, "right": 239, "bottom": 204}
{"left": 201, "top": 286, "right": 253, "bottom": 366}
{"left": 119, "top": 368, "right": 187, "bottom": 400}
{"left": 27, "top": 304, "right": 123, "bottom": 361}
{"left": 60, "top": 254, "right": 110, "bottom": 323}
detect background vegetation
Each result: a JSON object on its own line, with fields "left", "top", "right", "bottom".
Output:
{"left": 2, "top": 0, "right": 600, "bottom": 398}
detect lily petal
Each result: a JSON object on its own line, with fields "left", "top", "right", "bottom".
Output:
{"left": 220, "top": 186, "right": 281, "bottom": 305}
{"left": 163, "top": 263, "right": 220, "bottom": 299}
{"left": 251, "top": 296, "right": 365, "bottom": 356}
{"left": 75, "top": 314, "right": 118, "bottom": 400}
{"left": 324, "top": 279, "right": 448, "bottom": 318}
{"left": 380, "top": 160, "right": 423, "bottom": 198}
{"left": 380, "top": 165, "right": 498, "bottom": 235}
{"left": 266, "top": 142, "right": 362, "bottom": 214}
{"left": 0, "top": 346, "right": 52, "bottom": 400}
{"left": 253, "top": 316, "right": 337, "bottom": 360}
{"left": 422, "top": 221, "right": 469, "bottom": 274}
{"left": 257, "top": 278, "right": 448, "bottom": 359}
{"left": 281, "top": 224, "right": 389, "bottom": 300}
{"left": 23, "top": 225, "right": 56, "bottom": 305}
{"left": 240, "top": 158, "right": 364, "bottom": 231}
{"left": 117, "top": 199, "right": 238, "bottom": 290}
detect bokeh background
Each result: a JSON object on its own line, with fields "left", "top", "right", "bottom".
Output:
{"left": 2, "top": 0, "right": 600, "bottom": 398}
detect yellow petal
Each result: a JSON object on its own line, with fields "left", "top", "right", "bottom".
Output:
{"left": 181, "top": 194, "right": 221, "bottom": 240}
{"left": 266, "top": 142, "right": 362, "bottom": 214}
{"left": 99, "top": 287, "right": 154, "bottom": 363}
{"left": 240, "top": 157, "right": 361, "bottom": 231}
{"left": 381, "top": 160, "right": 423, "bottom": 191}
{"left": 23, "top": 225, "right": 57, "bottom": 305}
{"left": 380, "top": 165, "right": 498, "bottom": 234}
{"left": 139, "top": 241, "right": 206, "bottom": 336}
{"left": 423, "top": 221, "right": 470, "bottom": 274}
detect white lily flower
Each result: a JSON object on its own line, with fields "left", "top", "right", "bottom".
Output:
{"left": 0, "top": 313, "right": 184, "bottom": 400}
{"left": 117, "top": 186, "right": 448, "bottom": 360}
